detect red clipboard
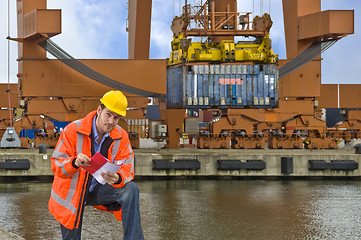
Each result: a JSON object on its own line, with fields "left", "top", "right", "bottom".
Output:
{"left": 82, "top": 152, "right": 109, "bottom": 174}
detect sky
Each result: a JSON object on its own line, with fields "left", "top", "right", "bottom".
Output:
{"left": 0, "top": 0, "right": 360, "bottom": 85}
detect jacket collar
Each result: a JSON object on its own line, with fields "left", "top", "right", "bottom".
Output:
{"left": 76, "top": 110, "right": 123, "bottom": 139}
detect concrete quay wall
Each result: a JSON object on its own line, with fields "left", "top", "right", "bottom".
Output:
{"left": 135, "top": 149, "right": 361, "bottom": 178}
{"left": 0, "top": 149, "right": 360, "bottom": 178}
{"left": 0, "top": 149, "right": 53, "bottom": 177}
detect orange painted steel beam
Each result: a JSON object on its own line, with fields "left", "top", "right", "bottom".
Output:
{"left": 278, "top": 59, "right": 321, "bottom": 98}
{"left": 0, "top": 84, "right": 19, "bottom": 107}
{"left": 19, "top": 59, "right": 166, "bottom": 97}
{"left": 282, "top": 0, "right": 321, "bottom": 59}
{"left": 318, "top": 84, "right": 361, "bottom": 109}
{"left": 25, "top": 98, "right": 99, "bottom": 122}
{"left": 0, "top": 84, "right": 20, "bottom": 128}
{"left": 318, "top": 84, "right": 338, "bottom": 108}
{"left": 128, "top": 0, "right": 152, "bottom": 59}
{"left": 17, "top": 0, "right": 166, "bottom": 99}
{"left": 298, "top": 10, "right": 354, "bottom": 41}
{"left": 226, "top": 99, "right": 314, "bottom": 124}
{"left": 212, "top": 0, "right": 237, "bottom": 42}
{"left": 281, "top": 2, "right": 354, "bottom": 100}
{"left": 16, "top": 0, "right": 165, "bottom": 124}
{"left": 348, "top": 110, "right": 361, "bottom": 120}
{"left": 126, "top": 109, "right": 146, "bottom": 119}
{"left": 281, "top": 0, "right": 322, "bottom": 98}
{"left": 165, "top": 109, "right": 186, "bottom": 149}
{"left": 339, "top": 84, "right": 361, "bottom": 108}
{"left": 17, "top": 0, "right": 49, "bottom": 60}
{"left": 212, "top": 115, "right": 255, "bottom": 135}
{"left": 23, "top": 9, "right": 61, "bottom": 40}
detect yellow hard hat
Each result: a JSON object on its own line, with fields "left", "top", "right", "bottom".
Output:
{"left": 100, "top": 90, "right": 128, "bottom": 117}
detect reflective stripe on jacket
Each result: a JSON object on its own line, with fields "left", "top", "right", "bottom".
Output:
{"left": 48, "top": 110, "right": 134, "bottom": 229}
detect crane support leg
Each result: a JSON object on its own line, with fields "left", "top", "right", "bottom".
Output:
{"left": 128, "top": 0, "right": 152, "bottom": 59}
{"left": 165, "top": 109, "right": 185, "bottom": 149}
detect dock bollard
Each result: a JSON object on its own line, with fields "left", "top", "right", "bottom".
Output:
{"left": 355, "top": 144, "right": 361, "bottom": 154}
{"left": 37, "top": 143, "right": 49, "bottom": 154}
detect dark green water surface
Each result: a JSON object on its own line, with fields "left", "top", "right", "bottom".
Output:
{"left": 0, "top": 180, "right": 361, "bottom": 239}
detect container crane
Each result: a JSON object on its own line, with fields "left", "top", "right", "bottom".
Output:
{"left": 1, "top": 0, "right": 359, "bottom": 151}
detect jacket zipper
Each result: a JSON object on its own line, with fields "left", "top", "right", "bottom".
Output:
{"left": 74, "top": 171, "right": 89, "bottom": 229}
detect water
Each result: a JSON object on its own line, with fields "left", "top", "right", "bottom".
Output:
{"left": 0, "top": 180, "right": 361, "bottom": 239}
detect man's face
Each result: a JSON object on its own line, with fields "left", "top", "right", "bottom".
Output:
{"left": 96, "top": 105, "right": 121, "bottom": 134}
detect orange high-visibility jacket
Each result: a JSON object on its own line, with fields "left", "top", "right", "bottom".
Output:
{"left": 48, "top": 110, "right": 134, "bottom": 230}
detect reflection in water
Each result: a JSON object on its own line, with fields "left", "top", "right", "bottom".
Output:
{"left": 0, "top": 180, "right": 361, "bottom": 239}
{"left": 303, "top": 184, "right": 361, "bottom": 239}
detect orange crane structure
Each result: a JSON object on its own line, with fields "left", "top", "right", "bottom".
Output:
{"left": 2, "top": 0, "right": 166, "bottom": 148}
{"left": 0, "top": 0, "right": 359, "bottom": 150}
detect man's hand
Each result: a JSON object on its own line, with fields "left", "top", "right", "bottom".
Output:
{"left": 75, "top": 153, "right": 91, "bottom": 167}
{"left": 101, "top": 171, "right": 120, "bottom": 185}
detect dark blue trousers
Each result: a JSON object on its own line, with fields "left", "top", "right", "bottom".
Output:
{"left": 60, "top": 181, "right": 144, "bottom": 240}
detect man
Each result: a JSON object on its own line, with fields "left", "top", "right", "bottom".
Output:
{"left": 49, "top": 90, "right": 144, "bottom": 240}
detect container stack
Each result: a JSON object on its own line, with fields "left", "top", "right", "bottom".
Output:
{"left": 167, "top": 63, "right": 279, "bottom": 109}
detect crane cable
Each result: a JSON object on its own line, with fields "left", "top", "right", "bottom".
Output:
{"left": 38, "top": 39, "right": 166, "bottom": 99}
{"left": 7, "top": 0, "right": 13, "bottom": 127}
{"left": 279, "top": 39, "right": 339, "bottom": 79}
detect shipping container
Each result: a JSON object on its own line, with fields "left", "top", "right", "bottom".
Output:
{"left": 167, "top": 64, "right": 279, "bottom": 109}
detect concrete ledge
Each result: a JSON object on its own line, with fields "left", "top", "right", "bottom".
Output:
{"left": 134, "top": 149, "right": 361, "bottom": 177}
{"left": 0, "top": 149, "right": 52, "bottom": 176}
{"left": 0, "top": 149, "right": 360, "bottom": 178}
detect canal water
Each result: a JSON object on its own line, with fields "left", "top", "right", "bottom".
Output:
{"left": 0, "top": 180, "right": 361, "bottom": 240}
